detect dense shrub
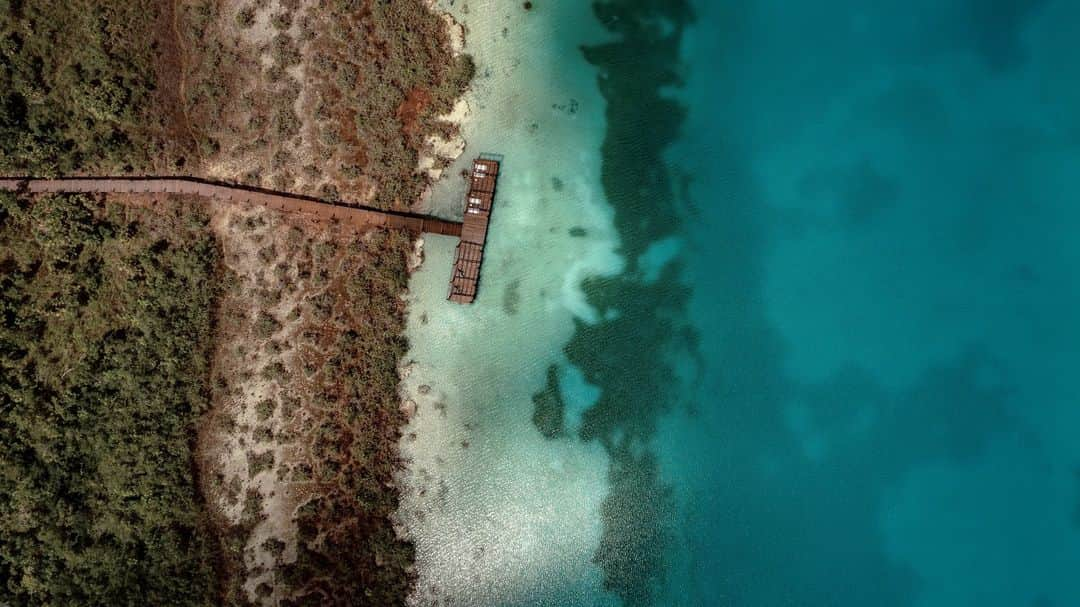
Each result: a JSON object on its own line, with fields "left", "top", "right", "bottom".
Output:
{"left": 0, "top": 192, "right": 221, "bottom": 606}
{"left": 302, "top": 0, "right": 475, "bottom": 209}
{"left": 0, "top": 2, "right": 186, "bottom": 174}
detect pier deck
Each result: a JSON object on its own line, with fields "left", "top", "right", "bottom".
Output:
{"left": 448, "top": 158, "right": 500, "bottom": 304}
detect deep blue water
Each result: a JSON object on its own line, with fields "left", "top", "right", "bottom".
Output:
{"left": 647, "top": 0, "right": 1080, "bottom": 605}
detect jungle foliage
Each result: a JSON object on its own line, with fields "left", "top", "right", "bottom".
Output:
{"left": 0, "top": 2, "right": 190, "bottom": 175}
{"left": 0, "top": 192, "right": 221, "bottom": 606}
{"left": 0, "top": 0, "right": 452, "bottom": 603}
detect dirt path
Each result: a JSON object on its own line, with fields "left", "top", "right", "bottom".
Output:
{"left": 170, "top": 0, "right": 203, "bottom": 168}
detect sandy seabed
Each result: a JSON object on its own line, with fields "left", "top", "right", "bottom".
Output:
{"left": 393, "top": 2, "right": 627, "bottom": 606}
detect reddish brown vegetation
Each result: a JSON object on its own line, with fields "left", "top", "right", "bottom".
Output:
{"left": 174, "top": 0, "right": 473, "bottom": 210}
{"left": 3, "top": 0, "right": 468, "bottom": 603}
{"left": 398, "top": 87, "right": 434, "bottom": 139}
{"left": 198, "top": 206, "right": 416, "bottom": 605}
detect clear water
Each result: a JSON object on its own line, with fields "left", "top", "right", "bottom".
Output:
{"left": 399, "top": 1, "right": 1080, "bottom": 606}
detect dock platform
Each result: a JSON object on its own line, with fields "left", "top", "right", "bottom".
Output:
{"left": 448, "top": 157, "right": 501, "bottom": 303}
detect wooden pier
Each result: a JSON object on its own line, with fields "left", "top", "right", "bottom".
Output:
{"left": 0, "top": 170, "right": 505, "bottom": 304}
{"left": 448, "top": 157, "right": 501, "bottom": 304}
{"left": 0, "top": 177, "right": 463, "bottom": 236}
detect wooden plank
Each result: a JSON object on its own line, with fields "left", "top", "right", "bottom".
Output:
{"left": 447, "top": 157, "right": 502, "bottom": 304}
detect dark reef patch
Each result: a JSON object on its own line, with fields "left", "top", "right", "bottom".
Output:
{"left": 592, "top": 446, "right": 671, "bottom": 604}
{"left": 503, "top": 279, "right": 522, "bottom": 315}
{"left": 571, "top": 0, "right": 1032, "bottom": 604}
{"left": 552, "top": 99, "right": 580, "bottom": 115}
{"left": 531, "top": 365, "right": 566, "bottom": 439}
{"left": 572, "top": 1, "right": 696, "bottom": 604}
{"left": 963, "top": 0, "right": 1048, "bottom": 71}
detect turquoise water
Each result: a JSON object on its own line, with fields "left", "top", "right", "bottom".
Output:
{"left": 666, "top": 0, "right": 1080, "bottom": 605}
{"left": 400, "top": 1, "right": 1080, "bottom": 606}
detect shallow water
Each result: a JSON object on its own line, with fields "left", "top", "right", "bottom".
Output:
{"left": 397, "top": 2, "right": 621, "bottom": 605}
{"left": 400, "top": 1, "right": 1080, "bottom": 606}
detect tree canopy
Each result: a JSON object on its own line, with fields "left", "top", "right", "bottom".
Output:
{"left": 0, "top": 192, "right": 221, "bottom": 606}
{"left": 0, "top": 1, "right": 182, "bottom": 175}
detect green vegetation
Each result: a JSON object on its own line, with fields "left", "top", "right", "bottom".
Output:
{"left": 236, "top": 7, "right": 257, "bottom": 29}
{"left": 0, "top": 0, "right": 462, "bottom": 603}
{"left": 255, "top": 312, "right": 281, "bottom": 339}
{"left": 256, "top": 398, "right": 277, "bottom": 421}
{"left": 214, "top": 0, "right": 478, "bottom": 206}
{"left": 201, "top": 213, "right": 418, "bottom": 604}
{"left": 0, "top": 2, "right": 190, "bottom": 174}
{"left": 0, "top": 0, "right": 473, "bottom": 211}
{"left": 247, "top": 450, "right": 275, "bottom": 476}
{"left": 0, "top": 192, "right": 221, "bottom": 605}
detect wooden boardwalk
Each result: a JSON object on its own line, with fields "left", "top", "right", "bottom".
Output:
{"left": 448, "top": 157, "right": 500, "bottom": 303}
{"left": 0, "top": 177, "right": 463, "bottom": 236}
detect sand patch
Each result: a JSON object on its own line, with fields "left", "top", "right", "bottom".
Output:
{"left": 197, "top": 205, "right": 310, "bottom": 604}
{"left": 197, "top": 202, "right": 418, "bottom": 604}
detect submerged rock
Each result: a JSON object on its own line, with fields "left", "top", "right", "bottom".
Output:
{"left": 530, "top": 365, "right": 566, "bottom": 439}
